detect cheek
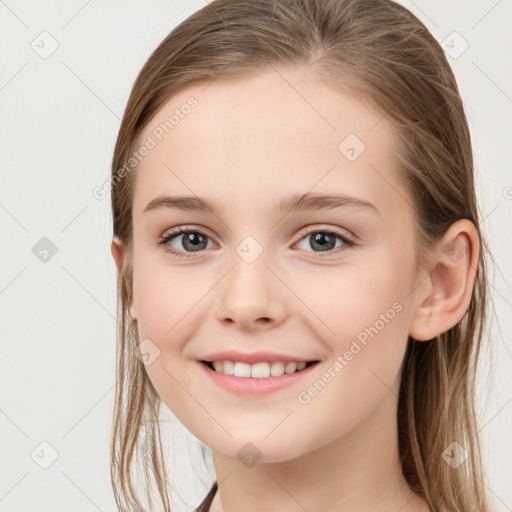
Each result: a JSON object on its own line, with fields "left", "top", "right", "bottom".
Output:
{"left": 132, "top": 256, "right": 205, "bottom": 343}
{"left": 293, "top": 255, "right": 414, "bottom": 401}
{"left": 284, "top": 268, "right": 412, "bottom": 448}
{"left": 300, "top": 260, "right": 411, "bottom": 349}
{"left": 131, "top": 263, "right": 202, "bottom": 414}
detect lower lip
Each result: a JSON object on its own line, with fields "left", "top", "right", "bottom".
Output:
{"left": 196, "top": 361, "right": 320, "bottom": 395}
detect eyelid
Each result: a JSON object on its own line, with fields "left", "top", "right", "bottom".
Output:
{"left": 294, "top": 224, "right": 356, "bottom": 244}
{"left": 160, "top": 224, "right": 214, "bottom": 239}
{"left": 157, "top": 223, "right": 356, "bottom": 258}
{"left": 159, "top": 224, "right": 355, "bottom": 244}
{"left": 157, "top": 225, "right": 218, "bottom": 247}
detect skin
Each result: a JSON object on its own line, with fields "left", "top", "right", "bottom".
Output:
{"left": 111, "top": 66, "right": 479, "bottom": 512}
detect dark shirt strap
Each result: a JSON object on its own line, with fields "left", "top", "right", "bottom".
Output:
{"left": 195, "top": 480, "right": 218, "bottom": 512}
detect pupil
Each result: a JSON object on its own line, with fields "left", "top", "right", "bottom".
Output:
{"left": 311, "top": 233, "right": 335, "bottom": 252}
{"left": 183, "top": 232, "right": 206, "bottom": 251}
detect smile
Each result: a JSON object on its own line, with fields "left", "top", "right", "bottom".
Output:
{"left": 202, "top": 360, "right": 318, "bottom": 378}
{"left": 197, "top": 360, "right": 321, "bottom": 395}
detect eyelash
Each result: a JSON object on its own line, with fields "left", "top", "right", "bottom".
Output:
{"left": 157, "top": 226, "right": 356, "bottom": 260}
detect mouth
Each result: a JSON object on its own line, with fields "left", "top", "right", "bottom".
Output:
{"left": 197, "top": 358, "right": 321, "bottom": 395}
{"left": 200, "top": 359, "right": 320, "bottom": 377}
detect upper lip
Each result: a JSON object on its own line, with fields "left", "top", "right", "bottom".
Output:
{"left": 199, "top": 351, "right": 320, "bottom": 364}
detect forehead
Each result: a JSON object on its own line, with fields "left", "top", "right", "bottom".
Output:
{"left": 132, "top": 67, "right": 410, "bottom": 219}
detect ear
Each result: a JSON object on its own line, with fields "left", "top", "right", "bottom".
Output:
{"left": 409, "top": 219, "right": 480, "bottom": 342}
{"left": 111, "top": 237, "right": 137, "bottom": 320}
{"left": 111, "top": 236, "right": 123, "bottom": 271}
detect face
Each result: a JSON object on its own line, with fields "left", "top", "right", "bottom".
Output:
{"left": 128, "top": 66, "right": 422, "bottom": 462}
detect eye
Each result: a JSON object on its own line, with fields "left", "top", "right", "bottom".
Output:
{"left": 157, "top": 226, "right": 356, "bottom": 259}
{"left": 294, "top": 227, "right": 355, "bottom": 255}
{"left": 157, "top": 228, "right": 215, "bottom": 259}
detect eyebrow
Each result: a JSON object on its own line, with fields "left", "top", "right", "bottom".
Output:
{"left": 143, "top": 192, "right": 379, "bottom": 217}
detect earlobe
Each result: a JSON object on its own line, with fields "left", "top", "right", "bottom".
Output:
{"left": 111, "top": 237, "right": 123, "bottom": 271}
{"left": 409, "top": 219, "right": 480, "bottom": 342}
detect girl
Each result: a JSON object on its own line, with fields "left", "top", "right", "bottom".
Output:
{"left": 109, "top": 0, "right": 492, "bottom": 510}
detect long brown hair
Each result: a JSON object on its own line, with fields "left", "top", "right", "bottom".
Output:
{"left": 110, "top": 1, "right": 492, "bottom": 510}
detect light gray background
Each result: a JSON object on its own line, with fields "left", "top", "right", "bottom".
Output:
{"left": 1, "top": 1, "right": 511, "bottom": 511}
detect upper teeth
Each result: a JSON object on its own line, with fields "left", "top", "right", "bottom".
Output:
{"left": 211, "top": 360, "right": 308, "bottom": 378}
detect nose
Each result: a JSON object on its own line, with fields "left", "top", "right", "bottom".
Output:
{"left": 214, "top": 251, "right": 287, "bottom": 331}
